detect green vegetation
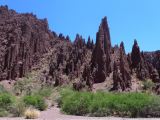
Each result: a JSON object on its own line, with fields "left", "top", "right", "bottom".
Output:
{"left": 60, "top": 89, "right": 160, "bottom": 117}
{"left": 0, "top": 83, "right": 52, "bottom": 117}
{"left": 34, "top": 87, "right": 53, "bottom": 98}
{"left": 142, "top": 79, "right": 155, "bottom": 91}
{"left": 10, "top": 99, "right": 26, "bottom": 117}
{"left": 0, "top": 72, "right": 55, "bottom": 117}
{"left": 0, "top": 92, "right": 15, "bottom": 117}
{"left": 23, "top": 95, "right": 47, "bottom": 111}
{"left": 0, "top": 93, "right": 14, "bottom": 108}
{"left": 0, "top": 109, "right": 9, "bottom": 117}
{"left": 13, "top": 73, "right": 38, "bottom": 96}
{"left": 1, "top": 72, "right": 160, "bottom": 118}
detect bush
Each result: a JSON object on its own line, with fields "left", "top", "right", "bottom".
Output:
{"left": 0, "top": 93, "right": 14, "bottom": 109}
{"left": 0, "top": 108, "right": 9, "bottom": 117}
{"left": 23, "top": 95, "right": 47, "bottom": 111}
{"left": 24, "top": 108, "right": 40, "bottom": 119}
{"left": 10, "top": 99, "right": 26, "bottom": 117}
{"left": 35, "top": 87, "right": 52, "bottom": 98}
{"left": 0, "top": 93, "right": 14, "bottom": 117}
{"left": 60, "top": 89, "right": 159, "bottom": 117}
{"left": 140, "top": 96, "right": 160, "bottom": 117}
{"left": 0, "top": 85, "right": 8, "bottom": 93}
{"left": 13, "top": 78, "right": 34, "bottom": 96}
{"left": 62, "top": 92, "right": 91, "bottom": 115}
{"left": 142, "top": 79, "right": 154, "bottom": 91}
{"left": 13, "top": 72, "right": 40, "bottom": 96}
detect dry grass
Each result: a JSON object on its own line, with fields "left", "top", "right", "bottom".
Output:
{"left": 24, "top": 108, "right": 40, "bottom": 119}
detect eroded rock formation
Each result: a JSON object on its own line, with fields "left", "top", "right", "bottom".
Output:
{"left": 49, "top": 34, "right": 91, "bottom": 86}
{"left": 0, "top": 6, "right": 54, "bottom": 80}
{"left": 1, "top": 6, "right": 160, "bottom": 93}
{"left": 130, "top": 40, "right": 160, "bottom": 81}
{"left": 144, "top": 51, "right": 160, "bottom": 82}
{"left": 90, "top": 17, "right": 111, "bottom": 83}
{"left": 111, "top": 42, "right": 131, "bottom": 91}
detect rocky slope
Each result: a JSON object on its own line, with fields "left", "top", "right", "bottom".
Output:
{"left": 0, "top": 6, "right": 160, "bottom": 92}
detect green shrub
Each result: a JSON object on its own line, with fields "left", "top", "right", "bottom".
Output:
{"left": 23, "top": 95, "right": 47, "bottom": 111}
{"left": 10, "top": 99, "right": 26, "bottom": 117}
{"left": 0, "top": 93, "right": 15, "bottom": 117}
{"left": 59, "top": 88, "right": 75, "bottom": 107}
{"left": 60, "top": 89, "right": 158, "bottom": 117}
{"left": 0, "top": 93, "right": 14, "bottom": 109}
{"left": 35, "top": 87, "right": 52, "bottom": 98}
{"left": 142, "top": 79, "right": 154, "bottom": 91}
{"left": 140, "top": 96, "right": 160, "bottom": 117}
{"left": 62, "top": 92, "right": 91, "bottom": 115}
{"left": 13, "top": 78, "right": 34, "bottom": 96}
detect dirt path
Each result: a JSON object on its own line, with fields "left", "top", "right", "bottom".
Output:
{"left": 0, "top": 106, "right": 160, "bottom": 120}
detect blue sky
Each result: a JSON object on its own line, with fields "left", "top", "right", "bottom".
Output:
{"left": 0, "top": 0, "right": 160, "bottom": 52}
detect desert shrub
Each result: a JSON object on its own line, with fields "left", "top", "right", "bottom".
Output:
{"left": 0, "top": 85, "right": 8, "bottom": 93}
{"left": 10, "top": 99, "right": 26, "bottom": 117}
{"left": 58, "top": 88, "right": 75, "bottom": 107}
{"left": 103, "top": 92, "right": 152, "bottom": 117}
{"left": 142, "top": 79, "right": 155, "bottom": 91}
{"left": 0, "top": 108, "right": 9, "bottom": 117}
{"left": 34, "top": 87, "right": 52, "bottom": 98}
{"left": 0, "top": 93, "right": 14, "bottom": 109}
{"left": 23, "top": 95, "right": 47, "bottom": 111}
{"left": 13, "top": 78, "right": 34, "bottom": 96}
{"left": 0, "top": 93, "right": 14, "bottom": 117}
{"left": 60, "top": 89, "right": 159, "bottom": 117}
{"left": 140, "top": 96, "right": 160, "bottom": 117}
{"left": 62, "top": 92, "right": 91, "bottom": 115}
{"left": 13, "top": 72, "right": 40, "bottom": 96}
{"left": 24, "top": 108, "right": 40, "bottom": 119}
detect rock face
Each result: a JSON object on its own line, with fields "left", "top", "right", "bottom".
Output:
{"left": 111, "top": 42, "right": 131, "bottom": 91}
{"left": 144, "top": 51, "right": 160, "bottom": 82}
{"left": 49, "top": 34, "right": 91, "bottom": 86}
{"left": 144, "top": 51, "right": 160, "bottom": 75}
{"left": 131, "top": 40, "right": 149, "bottom": 80}
{"left": 0, "top": 6, "right": 54, "bottom": 80}
{"left": 87, "top": 36, "right": 94, "bottom": 50}
{"left": 119, "top": 42, "right": 131, "bottom": 90}
{"left": 131, "top": 40, "right": 141, "bottom": 69}
{"left": 130, "top": 40, "right": 160, "bottom": 81}
{"left": 82, "top": 17, "right": 132, "bottom": 91}
{"left": 90, "top": 17, "right": 111, "bottom": 83}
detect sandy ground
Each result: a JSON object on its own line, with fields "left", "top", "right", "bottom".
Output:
{"left": 0, "top": 106, "right": 160, "bottom": 120}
